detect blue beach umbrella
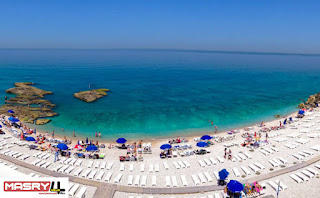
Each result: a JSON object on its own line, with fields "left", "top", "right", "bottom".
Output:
{"left": 57, "top": 143, "right": 68, "bottom": 150}
{"left": 197, "top": 142, "right": 208, "bottom": 147}
{"left": 8, "top": 116, "right": 19, "bottom": 122}
{"left": 25, "top": 136, "right": 35, "bottom": 141}
{"left": 0, "top": 125, "right": 2, "bottom": 128}
{"left": 298, "top": 110, "right": 305, "bottom": 115}
{"left": 116, "top": 138, "right": 127, "bottom": 144}
{"left": 219, "top": 169, "right": 229, "bottom": 180}
{"left": 86, "top": 145, "right": 98, "bottom": 151}
{"left": 160, "top": 144, "right": 172, "bottom": 150}
{"left": 201, "top": 135, "right": 212, "bottom": 140}
{"left": 7, "top": 110, "right": 14, "bottom": 113}
{"left": 227, "top": 180, "right": 244, "bottom": 193}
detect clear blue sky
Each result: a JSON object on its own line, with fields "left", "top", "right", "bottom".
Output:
{"left": 1, "top": 1, "right": 319, "bottom": 53}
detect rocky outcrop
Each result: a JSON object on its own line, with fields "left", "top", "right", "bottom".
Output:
{"left": 74, "top": 89, "right": 110, "bottom": 102}
{"left": 0, "top": 82, "right": 58, "bottom": 124}
{"left": 303, "top": 93, "right": 320, "bottom": 108}
{"left": 36, "top": 118, "right": 51, "bottom": 125}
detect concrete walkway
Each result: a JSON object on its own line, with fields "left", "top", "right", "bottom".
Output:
{"left": 1, "top": 154, "right": 319, "bottom": 198}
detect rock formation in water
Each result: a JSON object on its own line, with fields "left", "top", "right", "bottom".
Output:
{"left": 0, "top": 82, "right": 58, "bottom": 124}
{"left": 73, "top": 89, "right": 110, "bottom": 102}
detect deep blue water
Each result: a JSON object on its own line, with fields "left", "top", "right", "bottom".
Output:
{"left": 0, "top": 49, "right": 320, "bottom": 140}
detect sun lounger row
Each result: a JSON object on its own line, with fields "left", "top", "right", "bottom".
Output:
{"left": 274, "top": 137, "right": 288, "bottom": 142}
{"left": 191, "top": 172, "right": 214, "bottom": 185}
{"left": 268, "top": 180, "right": 287, "bottom": 191}
{"left": 284, "top": 142, "right": 299, "bottom": 149}
{"left": 310, "top": 145, "right": 320, "bottom": 151}
{"left": 198, "top": 158, "right": 219, "bottom": 167}
{"left": 173, "top": 161, "right": 191, "bottom": 169}
{"left": 68, "top": 182, "right": 88, "bottom": 198}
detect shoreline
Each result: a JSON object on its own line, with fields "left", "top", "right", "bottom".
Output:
{"left": 23, "top": 108, "right": 299, "bottom": 145}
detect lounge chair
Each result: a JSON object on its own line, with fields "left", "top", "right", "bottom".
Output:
{"left": 241, "top": 166, "right": 251, "bottom": 175}
{"left": 254, "top": 162, "right": 265, "bottom": 169}
{"left": 81, "top": 169, "right": 91, "bottom": 178}
{"left": 120, "top": 163, "right": 125, "bottom": 171}
{"left": 100, "top": 161, "right": 106, "bottom": 169}
{"left": 69, "top": 183, "right": 79, "bottom": 196}
{"left": 178, "top": 161, "right": 185, "bottom": 168}
{"left": 53, "top": 164, "right": 63, "bottom": 172}
{"left": 129, "top": 164, "right": 134, "bottom": 172}
{"left": 165, "top": 176, "right": 171, "bottom": 187}
{"left": 134, "top": 175, "right": 140, "bottom": 186}
{"left": 171, "top": 176, "right": 177, "bottom": 187}
{"left": 41, "top": 162, "right": 51, "bottom": 168}
{"left": 75, "top": 186, "right": 86, "bottom": 198}
{"left": 163, "top": 162, "right": 169, "bottom": 170}
{"left": 307, "top": 168, "right": 319, "bottom": 175}
{"left": 233, "top": 154, "right": 241, "bottom": 161}
{"left": 268, "top": 181, "right": 281, "bottom": 191}
{"left": 204, "top": 172, "right": 213, "bottom": 182}
{"left": 183, "top": 161, "right": 191, "bottom": 168}
{"left": 59, "top": 165, "right": 69, "bottom": 173}
{"left": 198, "top": 160, "right": 206, "bottom": 167}
{"left": 140, "top": 164, "right": 145, "bottom": 172}
{"left": 238, "top": 153, "right": 246, "bottom": 160}
{"left": 278, "top": 157, "right": 287, "bottom": 164}
{"left": 232, "top": 167, "right": 240, "bottom": 177}
{"left": 104, "top": 172, "right": 113, "bottom": 182}
{"left": 127, "top": 175, "right": 133, "bottom": 185}
{"left": 68, "top": 182, "right": 74, "bottom": 192}
{"left": 36, "top": 160, "right": 46, "bottom": 167}
{"left": 88, "top": 170, "right": 97, "bottom": 179}
{"left": 96, "top": 171, "right": 104, "bottom": 180}
{"left": 213, "top": 171, "right": 219, "bottom": 180}
{"left": 268, "top": 159, "right": 279, "bottom": 167}
{"left": 216, "top": 156, "right": 224, "bottom": 163}
{"left": 106, "top": 162, "right": 114, "bottom": 170}
{"left": 209, "top": 158, "right": 217, "bottom": 165}
{"left": 173, "top": 161, "right": 180, "bottom": 169}
{"left": 302, "top": 170, "right": 314, "bottom": 178}
{"left": 243, "top": 152, "right": 252, "bottom": 159}
{"left": 151, "top": 175, "right": 157, "bottom": 186}
{"left": 296, "top": 172, "right": 309, "bottom": 181}
{"left": 69, "top": 158, "right": 76, "bottom": 165}
{"left": 191, "top": 175, "right": 200, "bottom": 185}
{"left": 292, "top": 153, "right": 304, "bottom": 160}
{"left": 248, "top": 164, "right": 259, "bottom": 173}
{"left": 94, "top": 161, "right": 100, "bottom": 168}
{"left": 180, "top": 175, "right": 188, "bottom": 186}
{"left": 87, "top": 161, "right": 93, "bottom": 168}
{"left": 198, "top": 173, "right": 206, "bottom": 183}
{"left": 149, "top": 164, "right": 153, "bottom": 172}
{"left": 32, "top": 159, "right": 41, "bottom": 166}
{"left": 114, "top": 173, "right": 122, "bottom": 183}
{"left": 73, "top": 168, "right": 83, "bottom": 176}
{"left": 75, "top": 159, "right": 83, "bottom": 166}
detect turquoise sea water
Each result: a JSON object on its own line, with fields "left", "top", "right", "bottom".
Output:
{"left": 0, "top": 49, "right": 320, "bottom": 140}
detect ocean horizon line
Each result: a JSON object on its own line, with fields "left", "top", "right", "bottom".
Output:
{"left": 1, "top": 47, "right": 320, "bottom": 57}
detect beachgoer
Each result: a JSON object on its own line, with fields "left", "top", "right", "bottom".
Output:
{"left": 228, "top": 149, "right": 232, "bottom": 160}
{"left": 54, "top": 148, "right": 59, "bottom": 162}
{"left": 98, "top": 131, "right": 101, "bottom": 138}
{"left": 280, "top": 121, "right": 282, "bottom": 127}
{"left": 266, "top": 132, "right": 268, "bottom": 141}
{"left": 211, "top": 121, "right": 213, "bottom": 126}
{"left": 62, "top": 128, "right": 64, "bottom": 131}
{"left": 224, "top": 148, "right": 227, "bottom": 159}
{"left": 52, "top": 131, "right": 55, "bottom": 139}
{"left": 73, "top": 130, "right": 75, "bottom": 137}
{"left": 215, "top": 125, "right": 218, "bottom": 133}
{"left": 95, "top": 131, "right": 98, "bottom": 137}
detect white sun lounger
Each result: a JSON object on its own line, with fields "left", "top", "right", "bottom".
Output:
{"left": 129, "top": 164, "right": 134, "bottom": 172}
{"left": 191, "top": 175, "right": 200, "bottom": 185}
{"left": 198, "top": 173, "right": 206, "bottom": 183}
{"left": 217, "top": 156, "right": 224, "bottom": 163}
{"left": 198, "top": 160, "right": 206, "bottom": 167}
{"left": 104, "top": 172, "right": 113, "bottom": 182}
{"left": 183, "top": 161, "right": 190, "bottom": 168}
{"left": 149, "top": 164, "right": 154, "bottom": 172}
{"left": 165, "top": 176, "right": 171, "bottom": 187}
{"left": 140, "top": 164, "right": 145, "bottom": 172}
{"left": 96, "top": 171, "right": 104, "bottom": 180}
{"left": 241, "top": 166, "right": 251, "bottom": 175}
{"left": 53, "top": 164, "right": 63, "bottom": 172}
{"left": 292, "top": 153, "right": 304, "bottom": 160}
{"left": 33, "top": 152, "right": 42, "bottom": 157}
{"left": 307, "top": 168, "right": 319, "bottom": 175}
{"left": 141, "top": 175, "right": 147, "bottom": 186}
{"left": 114, "top": 173, "right": 122, "bottom": 183}
{"left": 20, "top": 154, "right": 30, "bottom": 160}
{"left": 152, "top": 175, "right": 157, "bottom": 186}
{"left": 284, "top": 144, "right": 296, "bottom": 149}
{"left": 75, "top": 159, "right": 82, "bottom": 166}
{"left": 68, "top": 182, "right": 74, "bottom": 192}
{"left": 264, "top": 148, "right": 274, "bottom": 154}
{"left": 134, "top": 175, "right": 140, "bottom": 186}
{"left": 296, "top": 139, "right": 309, "bottom": 144}
{"left": 75, "top": 187, "right": 86, "bottom": 198}
{"left": 178, "top": 161, "right": 186, "bottom": 168}
{"left": 59, "top": 165, "right": 69, "bottom": 173}
{"left": 173, "top": 162, "right": 180, "bottom": 169}
{"left": 69, "top": 158, "right": 76, "bottom": 165}
{"left": 64, "top": 158, "right": 72, "bottom": 165}
{"left": 87, "top": 161, "right": 93, "bottom": 168}
{"left": 99, "top": 161, "right": 106, "bottom": 169}
{"left": 163, "top": 162, "right": 169, "bottom": 170}
{"left": 238, "top": 153, "right": 246, "bottom": 160}
{"left": 270, "top": 147, "right": 279, "bottom": 152}
{"left": 32, "top": 159, "right": 41, "bottom": 166}
{"left": 268, "top": 181, "right": 281, "bottom": 191}
{"left": 81, "top": 169, "right": 91, "bottom": 178}
{"left": 302, "top": 169, "right": 314, "bottom": 178}
{"left": 214, "top": 193, "right": 222, "bottom": 198}
{"left": 298, "top": 152, "right": 309, "bottom": 158}
{"left": 204, "top": 158, "right": 212, "bottom": 166}
{"left": 260, "top": 150, "right": 269, "bottom": 156}
{"left": 37, "top": 153, "right": 46, "bottom": 159}
{"left": 204, "top": 172, "right": 213, "bottom": 182}
{"left": 73, "top": 168, "right": 83, "bottom": 176}
{"left": 269, "top": 159, "right": 279, "bottom": 167}
{"left": 106, "top": 162, "right": 113, "bottom": 170}
{"left": 254, "top": 162, "right": 265, "bottom": 169}
{"left": 296, "top": 172, "right": 309, "bottom": 181}
{"left": 243, "top": 152, "right": 252, "bottom": 159}
{"left": 303, "top": 150, "right": 314, "bottom": 156}
{"left": 155, "top": 163, "right": 160, "bottom": 171}
{"left": 94, "top": 161, "right": 100, "bottom": 168}
{"left": 233, "top": 167, "right": 240, "bottom": 177}
{"left": 127, "top": 175, "right": 133, "bottom": 185}
{"left": 171, "top": 176, "right": 177, "bottom": 187}
{"left": 181, "top": 175, "right": 188, "bottom": 186}
{"left": 36, "top": 160, "right": 46, "bottom": 167}
{"left": 41, "top": 162, "right": 51, "bottom": 168}
{"left": 310, "top": 145, "right": 320, "bottom": 151}
{"left": 65, "top": 166, "right": 74, "bottom": 173}
{"left": 69, "top": 183, "right": 79, "bottom": 196}
{"left": 120, "top": 163, "right": 125, "bottom": 171}
{"left": 88, "top": 170, "right": 97, "bottom": 179}
{"left": 278, "top": 157, "right": 287, "bottom": 164}
{"left": 209, "top": 158, "right": 217, "bottom": 165}
{"left": 249, "top": 164, "right": 259, "bottom": 173}
{"left": 274, "top": 180, "right": 287, "bottom": 190}
{"left": 213, "top": 171, "right": 219, "bottom": 180}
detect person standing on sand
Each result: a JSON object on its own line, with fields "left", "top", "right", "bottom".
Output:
{"left": 95, "top": 131, "right": 98, "bottom": 137}
{"left": 266, "top": 132, "right": 269, "bottom": 141}
{"left": 73, "top": 130, "right": 76, "bottom": 137}
{"left": 224, "top": 148, "right": 227, "bottom": 159}
{"left": 215, "top": 125, "right": 218, "bottom": 133}
{"left": 52, "top": 131, "right": 55, "bottom": 139}
{"left": 54, "top": 148, "right": 59, "bottom": 162}
{"left": 98, "top": 131, "right": 101, "bottom": 138}
{"left": 280, "top": 121, "right": 282, "bottom": 127}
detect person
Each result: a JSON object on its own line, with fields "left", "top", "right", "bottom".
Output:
{"left": 280, "top": 121, "right": 282, "bottom": 127}
{"left": 73, "top": 130, "right": 76, "bottom": 137}
{"left": 54, "top": 148, "right": 59, "bottom": 162}
{"left": 224, "top": 148, "right": 227, "bottom": 159}
{"left": 215, "top": 125, "right": 218, "bottom": 133}
{"left": 51, "top": 131, "right": 55, "bottom": 139}
{"left": 95, "top": 131, "right": 98, "bottom": 137}
{"left": 98, "top": 131, "right": 101, "bottom": 138}
{"left": 4, "top": 96, "right": 7, "bottom": 101}
{"left": 254, "top": 131, "right": 257, "bottom": 137}
{"left": 62, "top": 128, "right": 64, "bottom": 131}
{"left": 228, "top": 149, "right": 232, "bottom": 160}
{"left": 266, "top": 132, "right": 269, "bottom": 141}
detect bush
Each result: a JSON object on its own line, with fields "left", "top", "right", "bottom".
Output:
{"left": 242, "top": 175, "right": 246, "bottom": 178}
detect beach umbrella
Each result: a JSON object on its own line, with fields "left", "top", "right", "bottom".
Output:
{"left": 57, "top": 143, "right": 68, "bottom": 150}
{"left": 25, "top": 136, "right": 35, "bottom": 141}
{"left": 298, "top": 110, "right": 305, "bottom": 115}
{"left": 201, "top": 135, "right": 212, "bottom": 140}
{"left": 7, "top": 110, "right": 14, "bottom": 113}
{"left": 8, "top": 116, "right": 19, "bottom": 123}
{"left": 86, "top": 145, "right": 98, "bottom": 151}
{"left": 74, "top": 144, "right": 81, "bottom": 149}
{"left": 0, "top": 125, "right": 2, "bottom": 128}
{"left": 160, "top": 144, "right": 172, "bottom": 150}
{"left": 116, "top": 138, "right": 127, "bottom": 144}
{"left": 219, "top": 169, "right": 229, "bottom": 180}
{"left": 196, "top": 142, "right": 208, "bottom": 147}
{"left": 227, "top": 180, "right": 244, "bottom": 193}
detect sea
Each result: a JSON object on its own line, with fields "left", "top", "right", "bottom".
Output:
{"left": 0, "top": 49, "right": 320, "bottom": 140}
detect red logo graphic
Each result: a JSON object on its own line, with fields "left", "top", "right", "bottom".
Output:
{"left": 4, "top": 181, "right": 51, "bottom": 192}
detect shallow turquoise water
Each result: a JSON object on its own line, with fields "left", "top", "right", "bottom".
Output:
{"left": 0, "top": 49, "right": 320, "bottom": 140}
